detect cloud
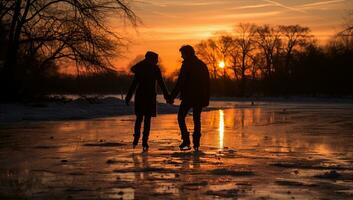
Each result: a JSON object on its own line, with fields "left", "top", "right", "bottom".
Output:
{"left": 299, "top": 0, "right": 345, "bottom": 9}
{"left": 211, "top": 11, "right": 281, "bottom": 20}
{"left": 228, "top": 3, "right": 274, "bottom": 10}
{"left": 133, "top": 0, "right": 226, "bottom": 8}
{"left": 261, "top": 0, "right": 306, "bottom": 13}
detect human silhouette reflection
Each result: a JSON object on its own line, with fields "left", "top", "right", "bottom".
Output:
{"left": 175, "top": 151, "right": 204, "bottom": 198}
{"left": 125, "top": 51, "right": 170, "bottom": 151}
{"left": 131, "top": 153, "right": 155, "bottom": 198}
{"left": 178, "top": 151, "right": 202, "bottom": 170}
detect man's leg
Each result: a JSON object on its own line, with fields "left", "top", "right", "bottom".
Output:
{"left": 142, "top": 115, "right": 151, "bottom": 150}
{"left": 192, "top": 105, "right": 202, "bottom": 150}
{"left": 178, "top": 102, "right": 191, "bottom": 149}
{"left": 133, "top": 114, "right": 143, "bottom": 147}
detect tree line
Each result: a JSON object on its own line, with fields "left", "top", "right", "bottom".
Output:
{"left": 194, "top": 22, "right": 353, "bottom": 97}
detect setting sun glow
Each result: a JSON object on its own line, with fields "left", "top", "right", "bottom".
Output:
{"left": 219, "top": 61, "right": 225, "bottom": 69}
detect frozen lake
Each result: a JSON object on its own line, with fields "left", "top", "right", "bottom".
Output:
{"left": 0, "top": 102, "right": 353, "bottom": 199}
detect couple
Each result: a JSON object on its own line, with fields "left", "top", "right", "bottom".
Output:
{"left": 125, "top": 45, "right": 210, "bottom": 151}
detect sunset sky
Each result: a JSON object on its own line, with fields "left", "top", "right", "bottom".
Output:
{"left": 113, "top": 0, "right": 353, "bottom": 74}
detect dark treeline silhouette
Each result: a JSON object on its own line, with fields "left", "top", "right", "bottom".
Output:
{"left": 195, "top": 23, "right": 353, "bottom": 97}
{"left": 35, "top": 71, "right": 131, "bottom": 95}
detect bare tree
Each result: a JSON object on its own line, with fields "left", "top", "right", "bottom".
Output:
{"left": 196, "top": 35, "right": 235, "bottom": 79}
{"left": 195, "top": 39, "right": 219, "bottom": 79}
{"left": 228, "top": 46, "right": 240, "bottom": 80}
{"left": 335, "top": 10, "right": 353, "bottom": 50}
{"left": 343, "top": 10, "right": 353, "bottom": 33}
{"left": 1, "top": 0, "right": 137, "bottom": 77}
{"left": 233, "top": 23, "right": 256, "bottom": 81}
{"left": 248, "top": 53, "right": 264, "bottom": 80}
{"left": 215, "top": 35, "right": 234, "bottom": 79}
{"left": 279, "top": 25, "right": 312, "bottom": 76}
{"left": 254, "top": 24, "right": 281, "bottom": 79}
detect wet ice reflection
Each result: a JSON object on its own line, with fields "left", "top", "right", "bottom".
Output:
{"left": 218, "top": 109, "right": 224, "bottom": 149}
{"left": 1, "top": 103, "right": 353, "bottom": 199}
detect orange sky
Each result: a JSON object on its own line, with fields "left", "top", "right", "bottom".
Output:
{"left": 111, "top": 0, "right": 353, "bottom": 74}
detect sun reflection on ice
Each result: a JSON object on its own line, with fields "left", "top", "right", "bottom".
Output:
{"left": 218, "top": 109, "right": 224, "bottom": 149}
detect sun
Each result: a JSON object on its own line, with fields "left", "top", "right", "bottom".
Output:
{"left": 219, "top": 61, "right": 225, "bottom": 69}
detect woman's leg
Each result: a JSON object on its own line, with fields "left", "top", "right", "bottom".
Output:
{"left": 142, "top": 115, "right": 152, "bottom": 149}
{"left": 133, "top": 114, "right": 144, "bottom": 146}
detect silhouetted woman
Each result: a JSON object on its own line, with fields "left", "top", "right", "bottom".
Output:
{"left": 125, "top": 51, "right": 169, "bottom": 151}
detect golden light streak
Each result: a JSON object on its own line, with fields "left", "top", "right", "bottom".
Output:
{"left": 218, "top": 109, "right": 225, "bottom": 149}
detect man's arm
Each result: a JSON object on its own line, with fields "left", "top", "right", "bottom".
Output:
{"left": 200, "top": 62, "right": 210, "bottom": 107}
{"left": 125, "top": 76, "right": 138, "bottom": 105}
{"left": 205, "top": 64, "right": 210, "bottom": 100}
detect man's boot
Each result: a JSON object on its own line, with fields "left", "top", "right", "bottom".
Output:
{"left": 133, "top": 130, "right": 140, "bottom": 148}
{"left": 193, "top": 133, "right": 201, "bottom": 151}
{"left": 179, "top": 132, "right": 191, "bottom": 150}
{"left": 133, "top": 135, "right": 139, "bottom": 148}
{"left": 142, "top": 135, "right": 149, "bottom": 151}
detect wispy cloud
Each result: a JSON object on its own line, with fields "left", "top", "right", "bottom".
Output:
{"left": 262, "top": 0, "right": 306, "bottom": 13}
{"left": 229, "top": 3, "right": 274, "bottom": 10}
{"left": 134, "top": 0, "right": 226, "bottom": 8}
{"left": 299, "top": 0, "right": 345, "bottom": 9}
{"left": 211, "top": 11, "right": 281, "bottom": 20}
{"left": 169, "top": 1, "right": 225, "bottom": 7}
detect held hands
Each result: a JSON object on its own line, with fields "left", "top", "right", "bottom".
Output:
{"left": 167, "top": 97, "right": 174, "bottom": 105}
{"left": 124, "top": 97, "right": 130, "bottom": 106}
{"left": 164, "top": 94, "right": 174, "bottom": 105}
{"left": 126, "top": 95, "right": 172, "bottom": 105}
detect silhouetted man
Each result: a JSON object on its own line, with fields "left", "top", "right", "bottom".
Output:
{"left": 169, "top": 45, "right": 210, "bottom": 151}
{"left": 125, "top": 51, "right": 169, "bottom": 151}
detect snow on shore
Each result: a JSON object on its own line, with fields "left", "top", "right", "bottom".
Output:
{"left": 0, "top": 97, "right": 180, "bottom": 122}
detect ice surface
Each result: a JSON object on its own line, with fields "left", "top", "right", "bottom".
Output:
{"left": 0, "top": 101, "right": 353, "bottom": 199}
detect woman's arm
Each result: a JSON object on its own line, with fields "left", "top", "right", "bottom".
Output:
{"left": 156, "top": 68, "right": 170, "bottom": 99}
{"left": 125, "top": 75, "right": 138, "bottom": 105}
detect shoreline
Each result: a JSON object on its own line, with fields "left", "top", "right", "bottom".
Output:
{"left": 210, "top": 96, "right": 353, "bottom": 104}
{"left": 1, "top": 96, "right": 353, "bottom": 123}
{"left": 0, "top": 97, "right": 178, "bottom": 123}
